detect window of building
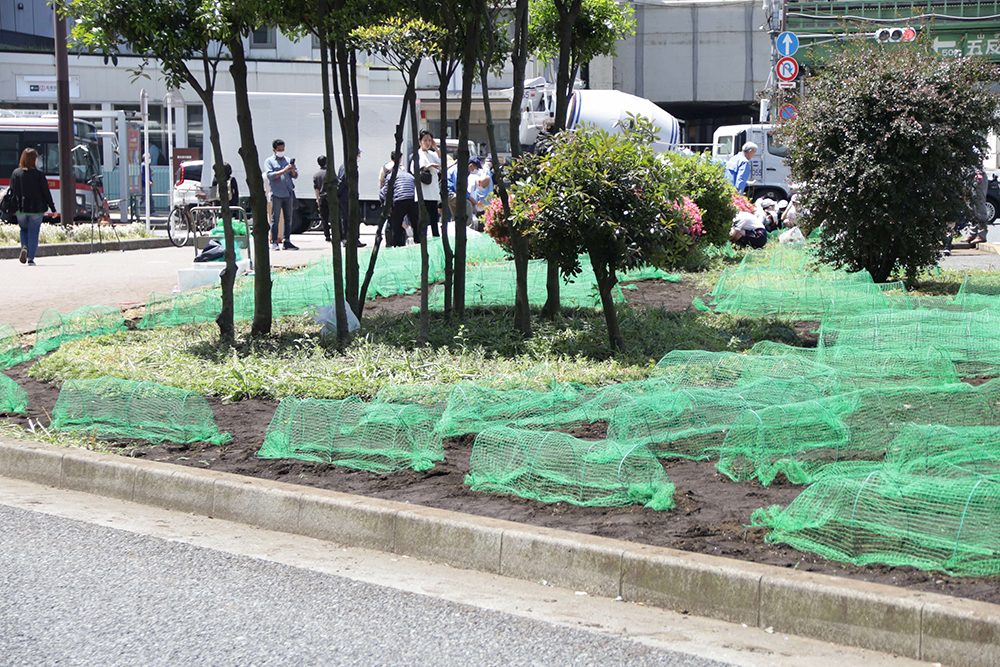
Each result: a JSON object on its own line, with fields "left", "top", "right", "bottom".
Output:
{"left": 250, "top": 26, "right": 276, "bottom": 49}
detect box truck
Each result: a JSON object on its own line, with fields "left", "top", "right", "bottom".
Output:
{"left": 195, "top": 91, "right": 412, "bottom": 233}
{"left": 712, "top": 123, "right": 793, "bottom": 203}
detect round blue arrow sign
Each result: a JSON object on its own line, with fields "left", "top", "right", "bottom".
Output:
{"left": 777, "top": 32, "right": 799, "bottom": 57}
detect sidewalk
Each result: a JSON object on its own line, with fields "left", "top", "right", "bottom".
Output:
{"left": 0, "top": 229, "right": 375, "bottom": 335}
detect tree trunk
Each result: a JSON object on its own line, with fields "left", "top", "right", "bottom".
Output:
{"left": 318, "top": 19, "right": 348, "bottom": 343}
{"left": 589, "top": 252, "right": 625, "bottom": 353}
{"left": 454, "top": 16, "right": 480, "bottom": 318}
{"left": 508, "top": 0, "right": 531, "bottom": 337}
{"left": 408, "top": 80, "right": 431, "bottom": 344}
{"left": 229, "top": 39, "right": 272, "bottom": 336}
{"left": 541, "top": 262, "right": 561, "bottom": 319}
{"left": 437, "top": 73, "right": 454, "bottom": 320}
{"left": 331, "top": 43, "right": 361, "bottom": 316}
{"left": 201, "top": 94, "right": 236, "bottom": 344}
{"left": 357, "top": 77, "right": 417, "bottom": 319}
{"left": 552, "top": 0, "right": 583, "bottom": 132}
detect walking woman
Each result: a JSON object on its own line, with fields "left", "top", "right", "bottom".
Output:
{"left": 9, "top": 147, "right": 56, "bottom": 265}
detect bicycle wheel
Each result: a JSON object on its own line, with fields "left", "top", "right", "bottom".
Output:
{"left": 194, "top": 208, "right": 216, "bottom": 233}
{"left": 167, "top": 207, "right": 191, "bottom": 247}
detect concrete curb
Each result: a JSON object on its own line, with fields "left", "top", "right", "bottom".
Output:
{"left": 0, "top": 237, "right": 174, "bottom": 259}
{"left": 2, "top": 436, "right": 998, "bottom": 666}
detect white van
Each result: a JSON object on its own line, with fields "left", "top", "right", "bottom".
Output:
{"left": 713, "top": 124, "right": 792, "bottom": 202}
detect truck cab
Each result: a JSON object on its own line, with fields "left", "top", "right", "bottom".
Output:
{"left": 713, "top": 124, "right": 792, "bottom": 202}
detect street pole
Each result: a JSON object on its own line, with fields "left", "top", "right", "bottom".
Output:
{"left": 54, "top": 10, "right": 75, "bottom": 223}
{"left": 141, "top": 89, "right": 151, "bottom": 232}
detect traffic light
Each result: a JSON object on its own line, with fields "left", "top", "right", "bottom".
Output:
{"left": 875, "top": 27, "right": 917, "bottom": 43}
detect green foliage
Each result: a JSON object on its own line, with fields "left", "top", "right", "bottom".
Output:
{"left": 506, "top": 119, "right": 702, "bottom": 280}
{"left": 777, "top": 40, "right": 1000, "bottom": 283}
{"left": 66, "top": 0, "right": 232, "bottom": 90}
{"left": 351, "top": 15, "right": 448, "bottom": 70}
{"left": 527, "top": 0, "right": 635, "bottom": 66}
{"left": 658, "top": 152, "right": 737, "bottom": 246}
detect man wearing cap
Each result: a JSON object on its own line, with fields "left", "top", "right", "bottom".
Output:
{"left": 725, "top": 142, "right": 757, "bottom": 195}
{"left": 446, "top": 155, "right": 482, "bottom": 228}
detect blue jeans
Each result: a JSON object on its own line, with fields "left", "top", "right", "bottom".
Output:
{"left": 270, "top": 195, "right": 294, "bottom": 245}
{"left": 17, "top": 213, "right": 43, "bottom": 261}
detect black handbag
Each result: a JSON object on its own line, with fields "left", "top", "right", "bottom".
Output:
{"left": 420, "top": 170, "right": 433, "bottom": 185}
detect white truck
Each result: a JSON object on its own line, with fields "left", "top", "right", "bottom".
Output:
{"left": 518, "top": 80, "right": 682, "bottom": 154}
{"left": 712, "top": 123, "right": 792, "bottom": 202}
{"left": 201, "top": 91, "right": 412, "bottom": 232}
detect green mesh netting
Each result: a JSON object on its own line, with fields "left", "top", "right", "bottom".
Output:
{"left": 0, "top": 372, "right": 28, "bottom": 413}
{"left": 651, "top": 349, "right": 843, "bottom": 392}
{"left": 716, "top": 384, "right": 998, "bottom": 486}
{"left": 51, "top": 376, "right": 231, "bottom": 445}
{"left": 747, "top": 341, "right": 960, "bottom": 387}
{"left": 0, "top": 324, "right": 25, "bottom": 370}
{"left": 31, "top": 305, "right": 125, "bottom": 356}
{"left": 435, "top": 381, "right": 598, "bottom": 438}
{"left": 751, "top": 468, "right": 1000, "bottom": 577}
{"left": 465, "top": 426, "right": 675, "bottom": 509}
{"left": 257, "top": 396, "right": 443, "bottom": 472}
{"left": 818, "top": 308, "right": 1000, "bottom": 377}
{"left": 885, "top": 424, "right": 1000, "bottom": 478}
{"left": 138, "top": 290, "right": 222, "bottom": 329}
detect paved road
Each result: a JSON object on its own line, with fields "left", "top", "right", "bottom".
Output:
{"left": 0, "top": 478, "right": 925, "bottom": 667}
{"left": 0, "top": 228, "right": 379, "bottom": 335}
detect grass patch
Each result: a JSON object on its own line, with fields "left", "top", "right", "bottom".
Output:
{"left": 29, "top": 296, "right": 808, "bottom": 402}
{"left": 0, "top": 222, "right": 153, "bottom": 247}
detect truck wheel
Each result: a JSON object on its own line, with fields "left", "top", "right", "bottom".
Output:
{"left": 752, "top": 189, "right": 785, "bottom": 203}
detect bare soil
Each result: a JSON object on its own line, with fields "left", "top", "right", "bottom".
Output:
{"left": 3, "top": 278, "right": 997, "bottom": 605}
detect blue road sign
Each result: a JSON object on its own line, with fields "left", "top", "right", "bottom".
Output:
{"left": 778, "top": 104, "right": 797, "bottom": 120}
{"left": 777, "top": 32, "right": 799, "bottom": 57}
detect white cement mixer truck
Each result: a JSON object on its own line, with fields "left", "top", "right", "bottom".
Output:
{"left": 518, "top": 79, "right": 681, "bottom": 154}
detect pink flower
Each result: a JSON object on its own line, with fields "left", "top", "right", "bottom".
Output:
{"left": 731, "top": 192, "right": 755, "bottom": 213}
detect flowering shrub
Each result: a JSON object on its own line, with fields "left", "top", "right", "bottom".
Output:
{"left": 482, "top": 197, "right": 511, "bottom": 249}
{"left": 674, "top": 195, "right": 704, "bottom": 240}
{"left": 657, "top": 151, "right": 738, "bottom": 245}
{"left": 732, "top": 192, "right": 755, "bottom": 213}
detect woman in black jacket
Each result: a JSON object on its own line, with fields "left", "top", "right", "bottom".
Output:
{"left": 9, "top": 147, "right": 56, "bottom": 265}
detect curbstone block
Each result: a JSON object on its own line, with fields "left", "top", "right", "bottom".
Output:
{"left": 622, "top": 545, "right": 764, "bottom": 626}
{"left": 760, "top": 570, "right": 922, "bottom": 659}
{"left": 0, "top": 440, "right": 64, "bottom": 487}
{"left": 296, "top": 490, "right": 398, "bottom": 553}
{"left": 500, "top": 525, "right": 624, "bottom": 598}
{"left": 132, "top": 464, "right": 216, "bottom": 516}
{"left": 212, "top": 477, "right": 303, "bottom": 533}
{"left": 395, "top": 506, "right": 505, "bottom": 574}
{"left": 60, "top": 449, "right": 136, "bottom": 501}
{"left": 921, "top": 595, "right": 1000, "bottom": 667}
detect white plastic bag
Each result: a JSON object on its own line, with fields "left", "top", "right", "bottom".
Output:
{"left": 311, "top": 302, "right": 360, "bottom": 336}
{"left": 778, "top": 226, "right": 805, "bottom": 245}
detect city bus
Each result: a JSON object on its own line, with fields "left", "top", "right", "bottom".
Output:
{"left": 0, "top": 112, "right": 104, "bottom": 222}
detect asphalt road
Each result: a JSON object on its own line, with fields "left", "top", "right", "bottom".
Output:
{"left": 0, "top": 477, "right": 926, "bottom": 667}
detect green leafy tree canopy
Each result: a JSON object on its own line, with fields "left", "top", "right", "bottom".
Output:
{"left": 778, "top": 40, "right": 1000, "bottom": 283}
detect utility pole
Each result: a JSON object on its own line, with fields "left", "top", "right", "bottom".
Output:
{"left": 761, "top": 0, "right": 784, "bottom": 122}
{"left": 54, "top": 10, "right": 75, "bottom": 223}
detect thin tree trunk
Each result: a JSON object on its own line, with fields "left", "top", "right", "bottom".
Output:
{"left": 552, "top": 0, "right": 583, "bottom": 132}
{"left": 201, "top": 94, "right": 236, "bottom": 344}
{"left": 454, "top": 17, "right": 480, "bottom": 318}
{"left": 317, "top": 14, "right": 348, "bottom": 343}
{"left": 408, "top": 76, "right": 431, "bottom": 344}
{"left": 229, "top": 38, "right": 272, "bottom": 336}
{"left": 590, "top": 251, "right": 625, "bottom": 353}
{"left": 357, "top": 77, "right": 417, "bottom": 319}
{"left": 508, "top": 0, "right": 532, "bottom": 336}
{"left": 541, "top": 262, "right": 561, "bottom": 319}
{"left": 437, "top": 72, "right": 455, "bottom": 320}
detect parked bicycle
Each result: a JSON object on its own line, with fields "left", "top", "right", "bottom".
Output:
{"left": 167, "top": 204, "right": 215, "bottom": 247}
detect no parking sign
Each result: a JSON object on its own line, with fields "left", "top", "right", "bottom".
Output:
{"left": 778, "top": 104, "right": 797, "bottom": 120}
